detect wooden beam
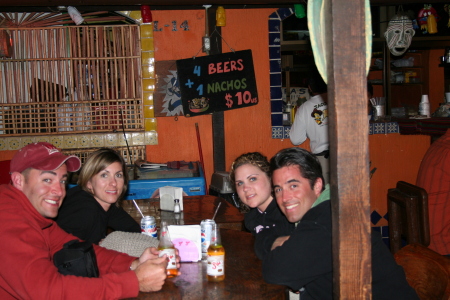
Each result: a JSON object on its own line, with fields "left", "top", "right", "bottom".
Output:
{"left": 326, "top": 0, "right": 372, "bottom": 298}
{"left": 0, "top": 0, "right": 447, "bottom": 8}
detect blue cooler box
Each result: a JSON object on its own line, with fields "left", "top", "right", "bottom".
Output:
{"left": 124, "top": 163, "right": 206, "bottom": 200}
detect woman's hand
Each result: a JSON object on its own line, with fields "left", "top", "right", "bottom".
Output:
{"left": 271, "top": 236, "right": 290, "bottom": 250}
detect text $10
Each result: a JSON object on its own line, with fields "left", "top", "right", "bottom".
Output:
{"left": 225, "top": 91, "right": 257, "bottom": 108}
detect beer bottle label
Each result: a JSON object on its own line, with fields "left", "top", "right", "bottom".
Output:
{"left": 207, "top": 254, "right": 225, "bottom": 275}
{"left": 159, "top": 248, "right": 177, "bottom": 269}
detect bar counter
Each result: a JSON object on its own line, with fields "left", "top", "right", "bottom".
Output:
{"left": 126, "top": 228, "right": 286, "bottom": 300}
{"left": 395, "top": 117, "right": 450, "bottom": 137}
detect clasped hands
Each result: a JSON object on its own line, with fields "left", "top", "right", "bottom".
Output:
{"left": 131, "top": 247, "right": 181, "bottom": 292}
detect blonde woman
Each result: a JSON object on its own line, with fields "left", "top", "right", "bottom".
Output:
{"left": 56, "top": 148, "right": 140, "bottom": 244}
{"left": 230, "top": 152, "right": 293, "bottom": 259}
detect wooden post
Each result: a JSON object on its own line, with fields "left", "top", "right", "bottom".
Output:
{"left": 208, "top": 7, "right": 226, "bottom": 173}
{"left": 326, "top": 0, "right": 372, "bottom": 298}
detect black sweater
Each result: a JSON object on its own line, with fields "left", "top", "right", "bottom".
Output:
{"left": 262, "top": 200, "right": 419, "bottom": 300}
{"left": 244, "top": 198, "right": 294, "bottom": 260}
{"left": 56, "top": 186, "right": 141, "bottom": 244}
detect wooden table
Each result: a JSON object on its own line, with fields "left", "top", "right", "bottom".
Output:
{"left": 126, "top": 228, "right": 286, "bottom": 300}
{"left": 122, "top": 195, "right": 245, "bottom": 231}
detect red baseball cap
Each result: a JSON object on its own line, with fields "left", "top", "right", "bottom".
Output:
{"left": 10, "top": 142, "right": 81, "bottom": 173}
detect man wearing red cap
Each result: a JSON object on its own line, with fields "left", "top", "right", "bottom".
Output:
{"left": 0, "top": 142, "right": 174, "bottom": 299}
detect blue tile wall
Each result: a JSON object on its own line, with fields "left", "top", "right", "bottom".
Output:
{"left": 269, "top": 59, "right": 281, "bottom": 73}
{"left": 270, "top": 86, "right": 282, "bottom": 100}
{"left": 269, "top": 8, "right": 298, "bottom": 139}
{"left": 271, "top": 113, "right": 283, "bottom": 126}
{"left": 268, "top": 46, "right": 281, "bottom": 60}
{"left": 271, "top": 100, "right": 283, "bottom": 113}
{"left": 268, "top": 19, "right": 281, "bottom": 32}
{"left": 270, "top": 73, "right": 282, "bottom": 87}
{"left": 272, "top": 126, "right": 284, "bottom": 139}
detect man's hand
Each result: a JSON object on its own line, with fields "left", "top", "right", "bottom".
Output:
{"left": 134, "top": 256, "right": 168, "bottom": 292}
{"left": 173, "top": 248, "right": 181, "bottom": 270}
{"left": 140, "top": 247, "right": 160, "bottom": 263}
{"left": 129, "top": 247, "right": 160, "bottom": 271}
{"left": 271, "top": 236, "right": 290, "bottom": 250}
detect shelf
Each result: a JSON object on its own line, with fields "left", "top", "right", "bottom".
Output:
{"left": 391, "top": 66, "right": 424, "bottom": 69}
{"left": 280, "top": 40, "right": 311, "bottom": 52}
{"left": 391, "top": 83, "right": 424, "bottom": 85}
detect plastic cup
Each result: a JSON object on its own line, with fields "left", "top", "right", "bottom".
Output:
{"left": 374, "top": 105, "right": 385, "bottom": 121}
{"left": 445, "top": 93, "right": 450, "bottom": 103}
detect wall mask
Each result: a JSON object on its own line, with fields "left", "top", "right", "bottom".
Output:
{"left": 384, "top": 15, "right": 415, "bottom": 56}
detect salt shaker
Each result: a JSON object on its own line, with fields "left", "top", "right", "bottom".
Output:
{"left": 173, "top": 199, "right": 181, "bottom": 213}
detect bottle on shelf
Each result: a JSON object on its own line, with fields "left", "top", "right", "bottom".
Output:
{"left": 206, "top": 224, "right": 225, "bottom": 282}
{"left": 158, "top": 221, "right": 178, "bottom": 277}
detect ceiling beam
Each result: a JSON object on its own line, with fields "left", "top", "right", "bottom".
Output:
{"left": 0, "top": 1, "right": 447, "bottom": 12}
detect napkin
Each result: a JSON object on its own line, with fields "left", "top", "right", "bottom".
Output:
{"left": 99, "top": 231, "right": 159, "bottom": 257}
{"left": 168, "top": 225, "right": 201, "bottom": 262}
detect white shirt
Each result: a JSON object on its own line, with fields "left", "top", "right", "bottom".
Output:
{"left": 289, "top": 94, "right": 329, "bottom": 154}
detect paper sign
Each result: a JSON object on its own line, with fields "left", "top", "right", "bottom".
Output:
{"left": 176, "top": 49, "right": 258, "bottom": 117}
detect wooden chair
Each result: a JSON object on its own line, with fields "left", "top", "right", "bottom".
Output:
{"left": 387, "top": 181, "right": 430, "bottom": 254}
{"left": 394, "top": 243, "right": 450, "bottom": 300}
{"left": 0, "top": 160, "right": 11, "bottom": 185}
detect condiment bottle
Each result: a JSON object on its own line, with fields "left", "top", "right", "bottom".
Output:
{"left": 173, "top": 199, "right": 181, "bottom": 213}
{"left": 158, "top": 221, "right": 178, "bottom": 277}
{"left": 206, "top": 224, "right": 225, "bottom": 282}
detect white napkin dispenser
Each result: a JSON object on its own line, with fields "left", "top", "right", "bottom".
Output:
{"left": 159, "top": 186, "right": 184, "bottom": 211}
{"left": 168, "top": 225, "right": 201, "bottom": 262}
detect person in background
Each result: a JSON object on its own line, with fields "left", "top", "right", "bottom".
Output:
{"left": 262, "top": 147, "right": 419, "bottom": 299}
{"left": 416, "top": 129, "right": 450, "bottom": 256}
{"left": 56, "top": 148, "right": 141, "bottom": 244}
{"left": 0, "top": 142, "right": 174, "bottom": 299}
{"left": 230, "top": 152, "right": 293, "bottom": 260}
{"left": 289, "top": 70, "right": 330, "bottom": 185}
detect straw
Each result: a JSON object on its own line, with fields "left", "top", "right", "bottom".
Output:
{"left": 132, "top": 199, "right": 145, "bottom": 218}
{"left": 370, "top": 97, "right": 385, "bottom": 107}
{"left": 212, "top": 202, "right": 222, "bottom": 220}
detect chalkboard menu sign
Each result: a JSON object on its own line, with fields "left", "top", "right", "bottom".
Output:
{"left": 176, "top": 49, "right": 258, "bottom": 117}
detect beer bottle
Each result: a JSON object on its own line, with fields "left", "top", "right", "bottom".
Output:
{"left": 158, "top": 221, "right": 178, "bottom": 277}
{"left": 207, "top": 224, "right": 225, "bottom": 282}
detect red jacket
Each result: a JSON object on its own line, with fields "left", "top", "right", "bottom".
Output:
{"left": 0, "top": 184, "right": 139, "bottom": 299}
{"left": 416, "top": 129, "right": 450, "bottom": 255}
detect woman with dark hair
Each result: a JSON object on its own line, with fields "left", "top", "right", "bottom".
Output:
{"left": 230, "top": 152, "right": 293, "bottom": 260}
{"left": 56, "top": 148, "right": 140, "bottom": 244}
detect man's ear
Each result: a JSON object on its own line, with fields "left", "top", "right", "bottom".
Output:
{"left": 313, "top": 178, "right": 323, "bottom": 196}
{"left": 11, "top": 172, "right": 24, "bottom": 191}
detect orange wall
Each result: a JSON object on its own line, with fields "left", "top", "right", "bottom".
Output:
{"left": 149, "top": 9, "right": 295, "bottom": 187}
{"left": 369, "top": 133, "right": 430, "bottom": 226}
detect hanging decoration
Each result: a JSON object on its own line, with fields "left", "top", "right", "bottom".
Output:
{"left": 67, "top": 6, "right": 85, "bottom": 25}
{"left": 384, "top": 14, "right": 415, "bottom": 56}
{"left": 216, "top": 6, "right": 226, "bottom": 27}
{"left": 294, "top": 4, "right": 306, "bottom": 19}
{"left": 417, "top": 4, "right": 439, "bottom": 34}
